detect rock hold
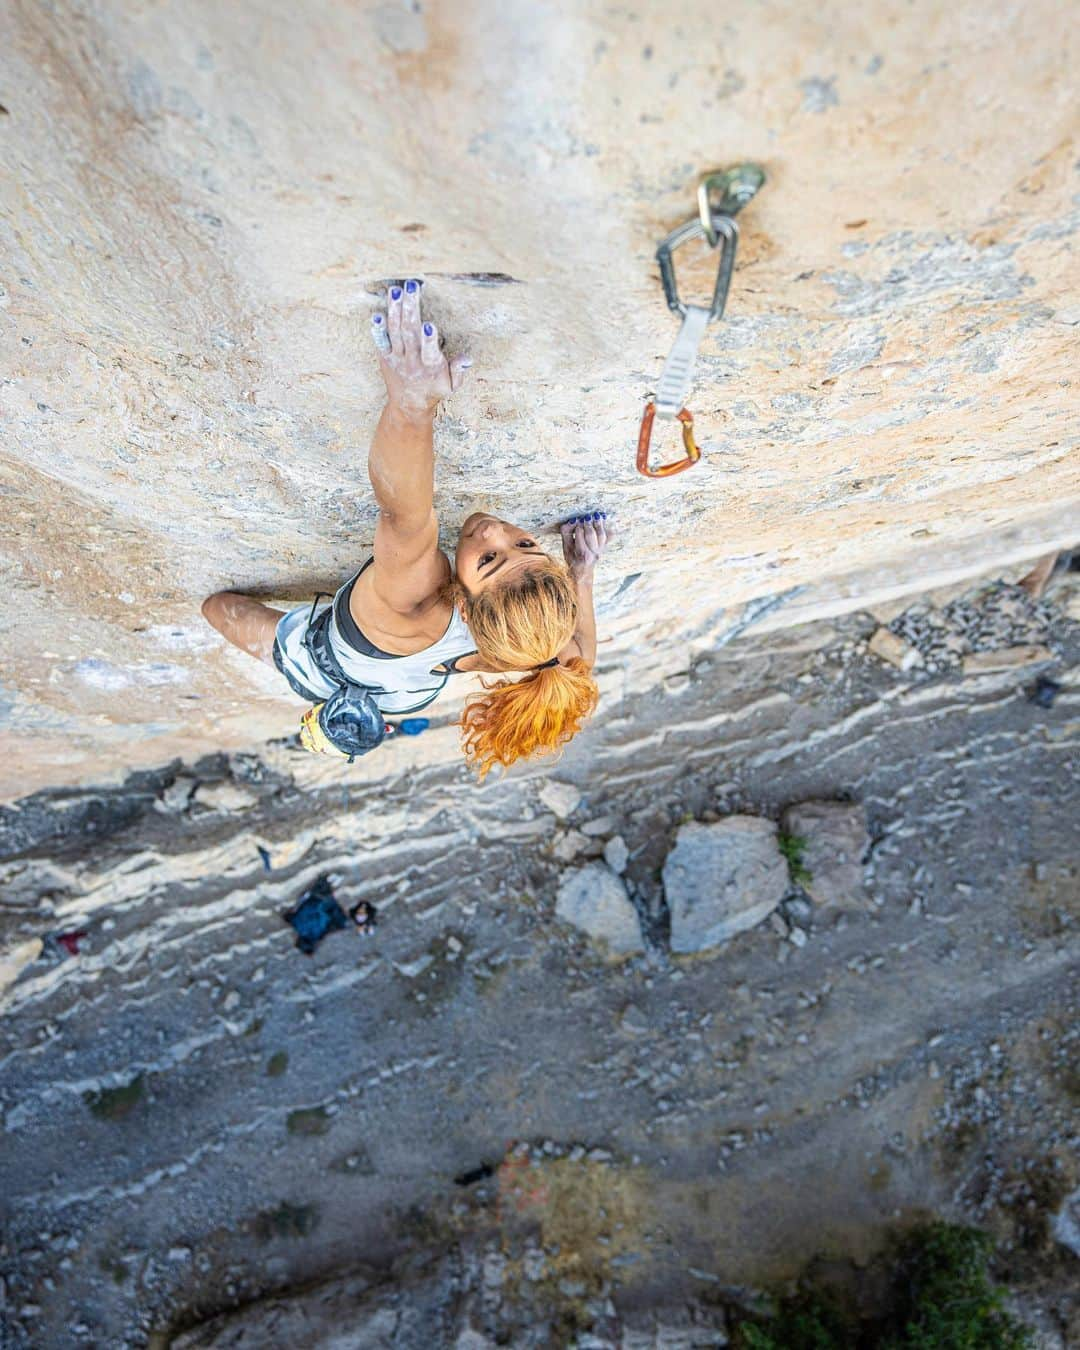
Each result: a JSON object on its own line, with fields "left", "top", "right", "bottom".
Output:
{"left": 663, "top": 817, "right": 788, "bottom": 954}
{"left": 555, "top": 863, "right": 645, "bottom": 958}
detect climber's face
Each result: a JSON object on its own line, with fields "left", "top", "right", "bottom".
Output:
{"left": 456, "top": 514, "right": 550, "bottom": 594}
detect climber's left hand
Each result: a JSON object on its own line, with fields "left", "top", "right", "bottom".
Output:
{"left": 371, "top": 280, "right": 471, "bottom": 417}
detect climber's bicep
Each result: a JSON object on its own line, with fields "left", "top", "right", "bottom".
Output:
{"left": 370, "top": 508, "right": 451, "bottom": 614}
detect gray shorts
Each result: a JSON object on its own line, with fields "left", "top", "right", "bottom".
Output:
{"left": 272, "top": 604, "right": 337, "bottom": 703}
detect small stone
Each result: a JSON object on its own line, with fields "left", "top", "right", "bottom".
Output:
{"left": 154, "top": 774, "right": 197, "bottom": 814}
{"left": 522, "top": 1246, "right": 546, "bottom": 1281}
{"left": 393, "top": 953, "right": 434, "bottom": 979}
{"left": 192, "top": 780, "right": 258, "bottom": 813}
{"left": 868, "top": 626, "right": 923, "bottom": 671}
{"left": 456, "top": 1332, "right": 496, "bottom": 1350}
{"left": 962, "top": 645, "right": 1053, "bottom": 675}
{"left": 539, "top": 780, "right": 581, "bottom": 820}
{"left": 482, "top": 1251, "right": 505, "bottom": 1289}
{"left": 1051, "top": 1186, "right": 1080, "bottom": 1260}
{"left": 603, "top": 835, "right": 629, "bottom": 874}
{"left": 551, "top": 829, "right": 588, "bottom": 863}
{"left": 782, "top": 894, "right": 814, "bottom": 925}
{"left": 0, "top": 937, "right": 45, "bottom": 997}
{"left": 788, "top": 926, "right": 808, "bottom": 947}
{"left": 582, "top": 815, "right": 617, "bottom": 837}
{"left": 619, "top": 1003, "right": 649, "bottom": 1036}
{"left": 221, "top": 991, "right": 240, "bottom": 1013}
{"left": 555, "top": 863, "right": 644, "bottom": 957}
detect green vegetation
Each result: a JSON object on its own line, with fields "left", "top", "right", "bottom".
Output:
{"left": 84, "top": 1074, "right": 145, "bottom": 1120}
{"left": 731, "top": 1223, "right": 1033, "bottom": 1349}
{"left": 736, "top": 1288, "right": 855, "bottom": 1349}
{"left": 266, "top": 1050, "right": 288, "bottom": 1077}
{"left": 778, "top": 830, "right": 812, "bottom": 887}
{"left": 887, "top": 1223, "right": 1032, "bottom": 1350}
{"left": 286, "top": 1105, "right": 331, "bottom": 1136}
{"left": 251, "top": 1201, "right": 319, "bottom": 1241}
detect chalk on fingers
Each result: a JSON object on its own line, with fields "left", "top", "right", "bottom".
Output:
{"left": 371, "top": 313, "right": 391, "bottom": 352}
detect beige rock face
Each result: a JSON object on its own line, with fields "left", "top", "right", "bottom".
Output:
{"left": 1, "top": 1, "right": 1077, "bottom": 797}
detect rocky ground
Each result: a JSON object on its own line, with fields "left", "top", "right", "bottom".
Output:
{"left": 0, "top": 567, "right": 1078, "bottom": 1348}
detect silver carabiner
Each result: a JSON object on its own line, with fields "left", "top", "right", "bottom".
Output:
{"left": 656, "top": 214, "right": 740, "bottom": 324}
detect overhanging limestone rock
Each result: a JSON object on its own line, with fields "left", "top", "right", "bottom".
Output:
{"left": 1, "top": 0, "right": 1077, "bottom": 795}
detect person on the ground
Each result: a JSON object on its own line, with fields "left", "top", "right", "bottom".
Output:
{"left": 202, "top": 280, "right": 609, "bottom": 777}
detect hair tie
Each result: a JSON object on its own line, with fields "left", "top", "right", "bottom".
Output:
{"left": 535, "top": 656, "right": 559, "bottom": 670}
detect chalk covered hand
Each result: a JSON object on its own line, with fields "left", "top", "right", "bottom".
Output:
{"left": 371, "top": 280, "right": 471, "bottom": 417}
{"left": 561, "top": 512, "right": 612, "bottom": 580}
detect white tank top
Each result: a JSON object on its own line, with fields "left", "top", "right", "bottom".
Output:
{"left": 274, "top": 561, "right": 476, "bottom": 716}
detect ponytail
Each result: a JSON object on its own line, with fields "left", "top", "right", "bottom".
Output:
{"left": 461, "top": 657, "right": 598, "bottom": 779}
{"left": 451, "top": 560, "right": 600, "bottom": 778}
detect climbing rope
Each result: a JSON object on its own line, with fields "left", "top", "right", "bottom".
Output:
{"left": 637, "top": 165, "right": 765, "bottom": 478}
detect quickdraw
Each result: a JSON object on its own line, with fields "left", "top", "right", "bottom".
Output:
{"left": 638, "top": 164, "right": 765, "bottom": 478}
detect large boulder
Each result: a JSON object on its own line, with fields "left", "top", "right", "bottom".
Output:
{"left": 663, "top": 818, "right": 788, "bottom": 953}
{"left": 781, "top": 800, "right": 870, "bottom": 911}
{"left": 555, "top": 862, "right": 644, "bottom": 958}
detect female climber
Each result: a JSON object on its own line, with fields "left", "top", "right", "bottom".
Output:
{"left": 201, "top": 279, "right": 609, "bottom": 777}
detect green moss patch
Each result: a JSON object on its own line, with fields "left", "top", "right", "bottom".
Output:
{"left": 84, "top": 1074, "right": 145, "bottom": 1121}
{"left": 286, "top": 1105, "right": 331, "bottom": 1136}
{"left": 251, "top": 1201, "right": 319, "bottom": 1242}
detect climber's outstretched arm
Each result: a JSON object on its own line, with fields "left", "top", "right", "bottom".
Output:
{"left": 367, "top": 281, "right": 470, "bottom": 613}
{"left": 558, "top": 516, "right": 612, "bottom": 668}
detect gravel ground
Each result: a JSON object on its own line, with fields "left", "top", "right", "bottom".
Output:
{"left": 0, "top": 572, "right": 1078, "bottom": 1347}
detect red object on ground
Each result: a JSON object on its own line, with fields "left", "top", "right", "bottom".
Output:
{"left": 56, "top": 931, "right": 88, "bottom": 955}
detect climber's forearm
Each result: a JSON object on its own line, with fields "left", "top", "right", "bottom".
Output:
{"left": 368, "top": 401, "right": 436, "bottom": 527}
{"left": 558, "top": 515, "right": 609, "bottom": 668}
{"left": 570, "top": 572, "right": 597, "bottom": 668}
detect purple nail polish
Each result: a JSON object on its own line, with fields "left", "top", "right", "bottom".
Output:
{"left": 390, "top": 287, "right": 402, "bottom": 300}
{"left": 423, "top": 322, "right": 433, "bottom": 336}
{"left": 405, "top": 280, "right": 418, "bottom": 293}
{"left": 372, "top": 313, "right": 383, "bottom": 324}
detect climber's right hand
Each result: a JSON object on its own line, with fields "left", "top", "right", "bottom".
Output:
{"left": 561, "top": 512, "right": 612, "bottom": 581}
{"left": 371, "top": 280, "right": 472, "bottom": 417}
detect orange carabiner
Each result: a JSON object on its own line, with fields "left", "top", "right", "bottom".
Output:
{"left": 636, "top": 402, "right": 701, "bottom": 478}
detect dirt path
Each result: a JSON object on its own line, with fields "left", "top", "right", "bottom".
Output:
{"left": 1, "top": 580, "right": 1077, "bottom": 1347}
